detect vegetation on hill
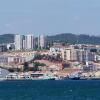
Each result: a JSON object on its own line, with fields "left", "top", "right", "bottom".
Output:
{"left": 0, "top": 34, "right": 14, "bottom": 44}
{"left": 0, "top": 33, "right": 100, "bottom": 45}
{"left": 47, "top": 33, "right": 100, "bottom": 44}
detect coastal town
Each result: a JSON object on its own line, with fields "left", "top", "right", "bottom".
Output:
{"left": 0, "top": 34, "right": 100, "bottom": 80}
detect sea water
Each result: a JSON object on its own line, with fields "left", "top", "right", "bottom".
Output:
{"left": 0, "top": 80, "right": 100, "bottom": 100}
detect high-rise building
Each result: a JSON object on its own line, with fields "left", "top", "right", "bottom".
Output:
{"left": 25, "top": 34, "right": 34, "bottom": 50}
{"left": 15, "top": 35, "right": 24, "bottom": 50}
{"left": 38, "top": 35, "right": 46, "bottom": 49}
{"left": 22, "top": 39, "right": 26, "bottom": 50}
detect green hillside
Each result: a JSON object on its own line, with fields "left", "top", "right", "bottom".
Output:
{"left": 47, "top": 33, "right": 100, "bottom": 44}
{"left": 0, "top": 33, "right": 100, "bottom": 45}
{"left": 0, "top": 34, "right": 14, "bottom": 44}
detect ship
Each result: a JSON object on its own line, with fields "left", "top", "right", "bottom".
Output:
{"left": 68, "top": 72, "right": 80, "bottom": 80}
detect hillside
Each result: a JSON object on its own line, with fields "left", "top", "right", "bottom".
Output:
{"left": 47, "top": 33, "right": 100, "bottom": 44}
{"left": 0, "top": 34, "right": 14, "bottom": 44}
{"left": 0, "top": 33, "right": 100, "bottom": 45}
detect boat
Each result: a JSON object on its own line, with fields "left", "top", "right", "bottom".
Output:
{"left": 6, "top": 73, "right": 19, "bottom": 80}
{"left": 5, "top": 72, "right": 32, "bottom": 80}
{"left": 68, "top": 72, "right": 81, "bottom": 80}
{"left": 42, "top": 74, "right": 56, "bottom": 80}
{"left": 68, "top": 76, "right": 80, "bottom": 80}
{"left": 30, "top": 72, "right": 56, "bottom": 80}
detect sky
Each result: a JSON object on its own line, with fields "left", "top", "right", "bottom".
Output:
{"left": 0, "top": 0, "right": 100, "bottom": 35}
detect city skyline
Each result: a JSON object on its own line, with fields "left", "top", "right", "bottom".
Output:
{"left": 14, "top": 34, "right": 46, "bottom": 50}
{"left": 0, "top": 0, "right": 100, "bottom": 35}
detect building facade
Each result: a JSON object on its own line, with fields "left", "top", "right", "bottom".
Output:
{"left": 25, "top": 34, "right": 34, "bottom": 50}
{"left": 38, "top": 35, "right": 46, "bottom": 49}
{"left": 77, "top": 49, "right": 95, "bottom": 62}
{"left": 15, "top": 35, "right": 24, "bottom": 50}
{"left": 61, "top": 47, "right": 96, "bottom": 62}
{"left": 61, "top": 48, "right": 71, "bottom": 61}
{"left": 0, "top": 44, "right": 7, "bottom": 52}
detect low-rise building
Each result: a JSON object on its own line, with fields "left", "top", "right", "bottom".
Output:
{"left": 0, "top": 44, "right": 7, "bottom": 52}
{"left": 61, "top": 48, "right": 71, "bottom": 61}
{"left": 77, "top": 49, "right": 95, "bottom": 62}
{"left": 61, "top": 47, "right": 95, "bottom": 62}
{"left": 0, "top": 51, "right": 37, "bottom": 65}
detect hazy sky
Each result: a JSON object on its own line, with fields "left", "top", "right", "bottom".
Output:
{"left": 0, "top": 0, "right": 100, "bottom": 35}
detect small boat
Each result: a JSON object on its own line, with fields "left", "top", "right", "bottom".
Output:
{"left": 31, "top": 72, "right": 56, "bottom": 80}
{"left": 69, "top": 77, "right": 80, "bottom": 80}
{"left": 68, "top": 72, "right": 81, "bottom": 80}
{"left": 38, "top": 74, "right": 56, "bottom": 80}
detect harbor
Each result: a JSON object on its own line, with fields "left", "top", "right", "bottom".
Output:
{"left": 1, "top": 66, "right": 100, "bottom": 81}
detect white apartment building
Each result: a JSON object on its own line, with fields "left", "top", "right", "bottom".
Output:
{"left": 50, "top": 45, "right": 64, "bottom": 56}
{"left": 77, "top": 49, "right": 95, "bottom": 62}
{"left": 61, "top": 48, "right": 71, "bottom": 61}
{"left": 60, "top": 46, "right": 95, "bottom": 62}
{"left": 25, "top": 34, "right": 34, "bottom": 50}
{"left": 15, "top": 35, "right": 24, "bottom": 50}
{"left": 0, "top": 51, "right": 37, "bottom": 64}
{"left": 38, "top": 35, "right": 46, "bottom": 49}
{"left": 0, "top": 55, "right": 26, "bottom": 64}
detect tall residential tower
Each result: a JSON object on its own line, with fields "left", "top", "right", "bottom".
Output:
{"left": 38, "top": 35, "right": 46, "bottom": 49}
{"left": 15, "top": 34, "right": 24, "bottom": 50}
{"left": 25, "top": 34, "right": 34, "bottom": 50}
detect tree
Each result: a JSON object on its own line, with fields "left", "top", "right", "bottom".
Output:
{"left": 23, "top": 62, "right": 29, "bottom": 72}
{"left": 62, "top": 62, "right": 70, "bottom": 69}
{"left": 8, "top": 68, "right": 21, "bottom": 72}
{"left": 31, "top": 62, "right": 46, "bottom": 71}
{"left": 9, "top": 47, "right": 13, "bottom": 51}
{"left": 8, "top": 68, "right": 14, "bottom": 73}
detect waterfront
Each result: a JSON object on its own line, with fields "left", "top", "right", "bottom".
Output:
{"left": 0, "top": 80, "right": 100, "bottom": 100}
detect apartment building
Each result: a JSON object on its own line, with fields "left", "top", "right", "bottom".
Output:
{"left": 25, "top": 34, "right": 35, "bottom": 50}
{"left": 38, "top": 35, "right": 46, "bottom": 49}
{"left": 15, "top": 35, "right": 24, "bottom": 50}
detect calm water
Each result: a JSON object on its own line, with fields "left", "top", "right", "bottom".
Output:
{"left": 0, "top": 80, "right": 100, "bottom": 100}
